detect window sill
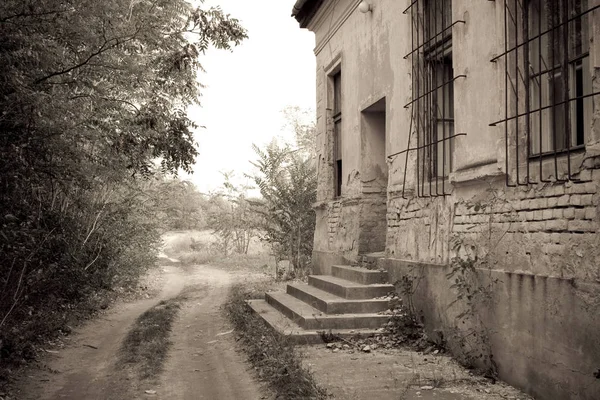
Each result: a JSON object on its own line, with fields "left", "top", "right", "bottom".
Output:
{"left": 449, "top": 162, "right": 504, "bottom": 185}
{"left": 528, "top": 145, "right": 585, "bottom": 160}
{"left": 522, "top": 149, "right": 586, "bottom": 182}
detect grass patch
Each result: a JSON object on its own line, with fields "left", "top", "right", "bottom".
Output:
{"left": 118, "top": 298, "right": 181, "bottom": 380}
{"left": 225, "top": 283, "right": 327, "bottom": 400}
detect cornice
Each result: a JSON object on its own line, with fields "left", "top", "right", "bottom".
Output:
{"left": 310, "top": 0, "right": 361, "bottom": 56}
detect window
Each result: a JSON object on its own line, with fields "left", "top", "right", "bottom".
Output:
{"left": 333, "top": 71, "right": 342, "bottom": 197}
{"left": 423, "top": 0, "right": 454, "bottom": 181}
{"left": 528, "top": 0, "right": 592, "bottom": 155}
{"left": 491, "top": 0, "right": 597, "bottom": 184}
{"left": 404, "top": 0, "right": 459, "bottom": 197}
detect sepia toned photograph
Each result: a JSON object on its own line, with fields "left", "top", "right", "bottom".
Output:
{"left": 0, "top": 1, "right": 598, "bottom": 399}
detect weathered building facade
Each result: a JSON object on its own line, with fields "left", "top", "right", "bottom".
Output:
{"left": 293, "top": 0, "right": 600, "bottom": 399}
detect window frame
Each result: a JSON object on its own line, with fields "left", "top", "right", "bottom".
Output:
{"left": 527, "top": 0, "right": 592, "bottom": 158}
{"left": 331, "top": 69, "right": 343, "bottom": 198}
{"left": 490, "top": 0, "right": 598, "bottom": 185}
{"left": 403, "top": 0, "right": 458, "bottom": 197}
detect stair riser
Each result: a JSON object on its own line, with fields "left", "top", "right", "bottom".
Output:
{"left": 327, "top": 301, "right": 389, "bottom": 314}
{"left": 303, "top": 315, "right": 389, "bottom": 330}
{"left": 331, "top": 266, "right": 388, "bottom": 285}
{"left": 286, "top": 285, "right": 328, "bottom": 312}
{"left": 265, "top": 293, "right": 308, "bottom": 327}
{"left": 308, "top": 277, "right": 393, "bottom": 300}
{"left": 286, "top": 285, "right": 390, "bottom": 314}
{"left": 247, "top": 299, "right": 391, "bottom": 344}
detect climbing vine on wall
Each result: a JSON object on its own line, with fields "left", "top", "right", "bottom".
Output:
{"left": 445, "top": 187, "right": 516, "bottom": 379}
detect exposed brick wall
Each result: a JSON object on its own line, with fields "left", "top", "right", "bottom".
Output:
{"left": 326, "top": 200, "right": 342, "bottom": 248}
{"left": 385, "top": 168, "right": 600, "bottom": 281}
{"left": 386, "top": 195, "right": 453, "bottom": 264}
{"left": 454, "top": 180, "right": 597, "bottom": 234}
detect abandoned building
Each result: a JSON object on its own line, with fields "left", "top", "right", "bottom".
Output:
{"left": 250, "top": 1, "right": 600, "bottom": 399}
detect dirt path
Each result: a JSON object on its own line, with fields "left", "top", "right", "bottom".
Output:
{"left": 13, "top": 263, "right": 267, "bottom": 400}
{"left": 158, "top": 267, "right": 262, "bottom": 399}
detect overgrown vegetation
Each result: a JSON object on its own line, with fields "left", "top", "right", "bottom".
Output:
{"left": 156, "top": 177, "right": 208, "bottom": 231}
{"left": 194, "top": 107, "right": 318, "bottom": 279}
{"left": 447, "top": 244, "right": 498, "bottom": 379}
{"left": 225, "top": 284, "right": 327, "bottom": 399}
{"left": 205, "top": 173, "right": 259, "bottom": 256}
{"left": 118, "top": 298, "right": 182, "bottom": 380}
{"left": 445, "top": 189, "right": 513, "bottom": 379}
{"left": 248, "top": 108, "right": 317, "bottom": 278}
{"left": 390, "top": 277, "right": 428, "bottom": 346}
{"left": 0, "top": 0, "right": 246, "bottom": 383}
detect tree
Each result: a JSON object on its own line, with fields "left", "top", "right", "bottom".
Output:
{"left": 206, "top": 173, "right": 257, "bottom": 255}
{"left": 249, "top": 108, "right": 317, "bottom": 276}
{"left": 281, "top": 106, "right": 317, "bottom": 160}
{"left": 0, "top": 0, "right": 246, "bottom": 372}
{"left": 151, "top": 176, "right": 208, "bottom": 231}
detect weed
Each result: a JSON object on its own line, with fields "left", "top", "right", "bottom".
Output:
{"left": 445, "top": 188, "right": 511, "bottom": 380}
{"left": 446, "top": 250, "right": 498, "bottom": 379}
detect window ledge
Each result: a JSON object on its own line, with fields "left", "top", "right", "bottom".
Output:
{"left": 449, "top": 162, "right": 504, "bottom": 185}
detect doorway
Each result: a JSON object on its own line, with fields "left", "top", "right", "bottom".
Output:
{"left": 359, "top": 98, "right": 388, "bottom": 254}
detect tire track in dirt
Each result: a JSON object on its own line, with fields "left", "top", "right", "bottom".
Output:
{"left": 157, "top": 267, "right": 263, "bottom": 399}
{"left": 13, "top": 264, "right": 266, "bottom": 400}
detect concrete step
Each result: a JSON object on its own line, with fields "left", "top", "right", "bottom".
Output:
{"left": 331, "top": 265, "right": 388, "bottom": 285}
{"left": 247, "top": 299, "right": 385, "bottom": 344}
{"left": 308, "top": 275, "right": 395, "bottom": 300}
{"left": 287, "top": 283, "right": 390, "bottom": 314}
{"left": 265, "top": 292, "right": 389, "bottom": 330}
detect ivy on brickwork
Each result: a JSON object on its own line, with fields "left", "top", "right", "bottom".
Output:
{"left": 446, "top": 187, "right": 512, "bottom": 380}
{"left": 448, "top": 240, "right": 499, "bottom": 379}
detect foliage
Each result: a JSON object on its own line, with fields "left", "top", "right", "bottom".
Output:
{"left": 205, "top": 173, "right": 258, "bottom": 255}
{"left": 0, "top": 0, "right": 246, "bottom": 381}
{"left": 248, "top": 108, "right": 317, "bottom": 277}
{"left": 152, "top": 176, "right": 208, "bottom": 231}
{"left": 447, "top": 245, "right": 498, "bottom": 378}
{"left": 394, "top": 275, "right": 418, "bottom": 318}
{"left": 445, "top": 189, "right": 512, "bottom": 379}
{"left": 225, "top": 284, "right": 328, "bottom": 399}
{"left": 281, "top": 106, "right": 316, "bottom": 160}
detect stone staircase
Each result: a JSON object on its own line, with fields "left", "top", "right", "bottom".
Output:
{"left": 248, "top": 264, "right": 395, "bottom": 343}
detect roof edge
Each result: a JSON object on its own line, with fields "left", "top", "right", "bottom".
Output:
{"left": 291, "top": 0, "right": 324, "bottom": 29}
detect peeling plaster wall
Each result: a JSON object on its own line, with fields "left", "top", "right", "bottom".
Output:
{"left": 384, "top": 171, "right": 600, "bottom": 400}
{"left": 381, "top": 258, "right": 600, "bottom": 400}
{"left": 305, "top": 1, "right": 600, "bottom": 399}
{"left": 311, "top": 0, "right": 409, "bottom": 267}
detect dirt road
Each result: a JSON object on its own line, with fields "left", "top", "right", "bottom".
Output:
{"left": 14, "top": 263, "right": 267, "bottom": 400}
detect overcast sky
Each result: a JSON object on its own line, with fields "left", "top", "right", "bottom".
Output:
{"left": 183, "top": 0, "right": 316, "bottom": 193}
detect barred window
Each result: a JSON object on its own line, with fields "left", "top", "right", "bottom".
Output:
{"left": 401, "top": 0, "right": 464, "bottom": 197}
{"left": 491, "top": 0, "right": 598, "bottom": 184}
{"left": 529, "top": 0, "right": 592, "bottom": 155}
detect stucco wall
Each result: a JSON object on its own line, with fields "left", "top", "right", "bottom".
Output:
{"left": 311, "top": 0, "right": 410, "bottom": 263}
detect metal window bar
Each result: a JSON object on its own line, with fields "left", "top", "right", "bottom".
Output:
{"left": 491, "top": 0, "right": 599, "bottom": 186}
{"left": 398, "top": 0, "right": 466, "bottom": 198}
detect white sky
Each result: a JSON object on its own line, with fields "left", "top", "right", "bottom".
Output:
{"left": 183, "top": 0, "right": 316, "bottom": 194}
